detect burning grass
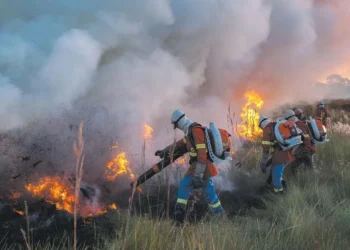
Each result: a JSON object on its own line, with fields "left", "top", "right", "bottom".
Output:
{"left": 143, "top": 123, "right": 153, "bottom": 140}
{"left": 105, "top": 152, "right": 135, "bottom": 181}
{"left": 25, "top": 176, "right": 76, "bottom": 213}
{"left": 237, "top": 90, "right": 264, "bottom": 140}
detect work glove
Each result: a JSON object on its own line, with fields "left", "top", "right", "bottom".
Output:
{"left": 155, "top": 149, "right": 165, "bottom": 157}
{"left": 155, "top": 147, "right": 169, "bottom": 158}
{"left": 155, "top": 144, "right": 174, "bottom": 158}
{"left": 192, "top": 162, "right": 206, "bottom": 189}
{"left": 260, "top": 152, "right": 269, "bottom": 174}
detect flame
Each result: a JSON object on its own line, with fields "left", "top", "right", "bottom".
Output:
{"left": 13, "top": 208, "right": 24, "bottom": 215}
{"left": 175, "top": 156, "right": 187, "bottom": 167}
{"left": 25, "top": 176, "right": 75, "bottom": 213}
{"left": 143, "top": 123, "right": 153, "bottom": 140}
{"left": 25, "top": 176, "right": 118, "bottom": 217}
{"left": 230, "top": 148, "right": 236, "bottom": 157}
{"left": 238, "top": 91, "right": 264, "bottom": 139}
{"left": 83, "top": 203, "right": 119, "bottom": 217}
{"left": 105, "top": 152, "right": 135, "bottom": 181}
{"left": 85, "top": 208, "right": 108, "bottom": 217}
{"left": 109, "top": 203, "right": 117, "bottom": 210}
{"left": 10, "top": 191, "right": 22, "bottom": 199}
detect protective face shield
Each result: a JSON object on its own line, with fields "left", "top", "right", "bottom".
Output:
{"left": 259, "top": 115, "right": 270, "bottom": 129}
{"left": 283, "top": 109, "right": 297, "bottom": 122}
{"left": 294, "top": 108, "right": 305, "bottom": 120}
{"left": 170, "top": 110, "right": 193, "bottom": 134}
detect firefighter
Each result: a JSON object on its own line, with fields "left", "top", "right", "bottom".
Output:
{"left": 258, "top": 115, "right": 294, "bottom": 194}
{"left": 154, "top": 110, "right": 224, "bottom": 223}
{"left": 294, "top": 108, "right": 306, "bottom": 121}
{"left": 315, "top": 101, "right": 329, "bottom": 127}
{"left": 284, "top": 110, "right": 317, "bottom": 173}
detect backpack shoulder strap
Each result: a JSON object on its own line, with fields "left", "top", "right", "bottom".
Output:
{"left": 187, "top": 122, "right": 203, "bottom": 148}
{"left": 270, "top": 122, "right": 279, "bottom": 147}
{"left": 271, "top": 122, "right": 277, "bottom": 132}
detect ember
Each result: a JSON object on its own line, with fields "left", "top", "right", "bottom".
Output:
{"left": 238, "top": 91, "right": 264, "bottom": 139}
{"left": 13, "top": 208, "right": 24, "bottom": 215}
{"left": 10, "top": 191, "right": 22, "bottom": 199}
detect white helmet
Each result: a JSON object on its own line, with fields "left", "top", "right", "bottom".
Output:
{"left": 318, "top": 101, "right": 325, "bottom": 108}
{"left": 294, "top": 108, "right": 304, "bottom": 120}
{"left": 258, "top": 115, "right": 270, "bottom": 129}
{"left": 283, "top": 109, "right": 298, "bottom": 122}
{"left": 170, "top": 110, "right": 193, "bottom": 135}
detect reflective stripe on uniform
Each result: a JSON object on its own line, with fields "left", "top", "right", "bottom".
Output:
{"left": 183, "top": 137, "right": 186, "bottom": 143}
{"left": 262, "top": 141, "right": 274, "bottom": 145}
{"left": 196, "top": 143, "right": 206, "bottom": 149}
{"left": 209, "top": 201, "right": 222, "bottom": 208}
{"left": 189, "top": 152, "right": 197, "bottom": 157}
{"left": 176, "top": 198, "right": 188, "bottom": 205}
{"left": 273, "top": 188, "right": 283, "bottom": 193}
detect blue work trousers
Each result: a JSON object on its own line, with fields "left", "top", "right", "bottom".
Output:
{"left": 271, "top": 164, "right": 285, "bottom": 193}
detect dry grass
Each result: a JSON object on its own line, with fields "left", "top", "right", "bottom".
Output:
{"left": 20, "top": 200, "right": 32, "bottom": 250}
{"left": 73, "top": 122, "right": 85, "bottom": 250}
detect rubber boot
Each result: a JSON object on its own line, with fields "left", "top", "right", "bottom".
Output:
{"left": 209, "top": 205, "right": 224, "bottom": 216}
{"left": 173, "top": 204, "right": 186, "bottom": 226}
{"left": 282, "top": 180, "right": 287, "bottom": 193}
{"left": 266, "top": 172, "right": 272, "bottom": 185}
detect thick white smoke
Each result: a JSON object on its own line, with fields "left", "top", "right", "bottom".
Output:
{"left": 0, "top": 0, "right": 271, "bottom": 134}
{"left": 1, "top": 0, "right": 350, "bottom": 185}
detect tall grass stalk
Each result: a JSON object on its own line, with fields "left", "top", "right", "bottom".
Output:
{"left": 20, "top": 201, "right": 32, "bottom": 250}
{"left": 122, "top": 162, "right": 139, "bottom": 250}
{"left": 73, "top": 122, "right": 85, "bottom": 250}
{"left": 167, "top": 137, "right": 177, "bottom": 219}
